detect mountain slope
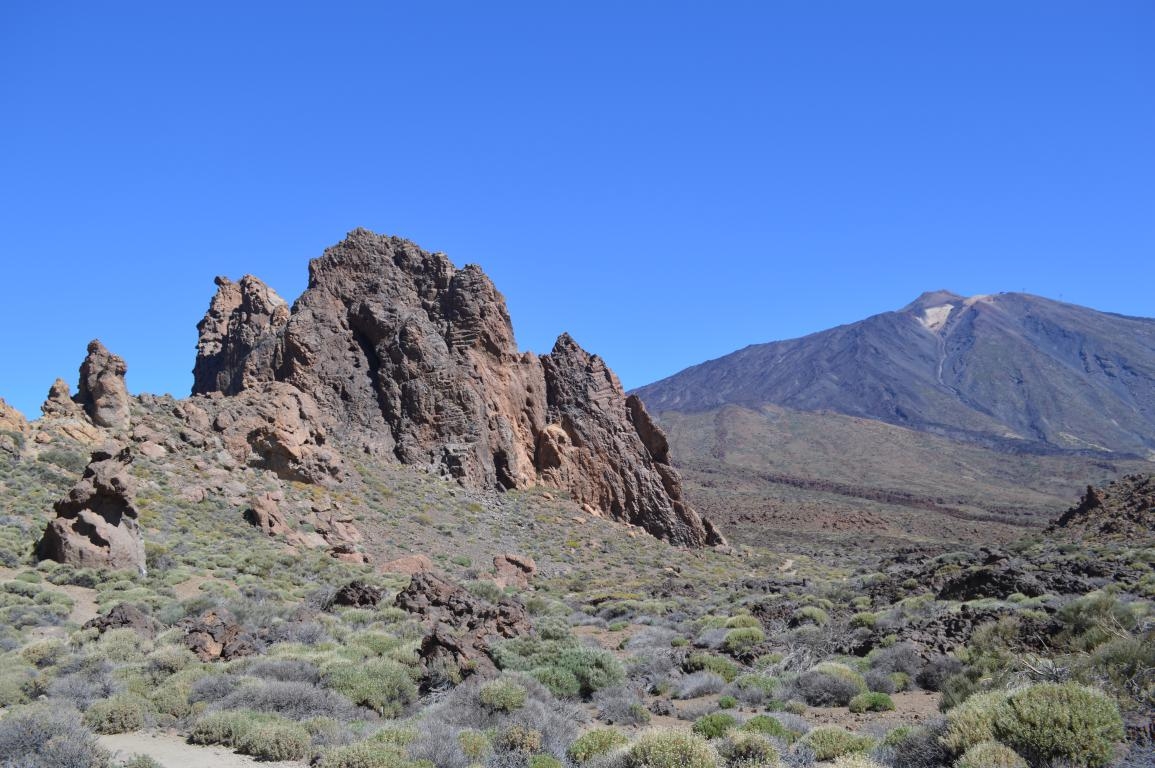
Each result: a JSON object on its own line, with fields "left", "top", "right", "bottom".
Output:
{"left": 637, "top": 291, "right": 1155, "bottom": 458}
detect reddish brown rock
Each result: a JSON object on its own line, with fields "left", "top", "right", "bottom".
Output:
{"left": 331, "top": 580, "right": 384, "bottom": 608}
{"left": 395, "top": 571, "right": 530, "bottom": 681}
{"left": 193, "top": 275, "right": 290, "bottom": 395}
{"left": 75, "top": 340, "right": 131, "bottom": 430}
{"left": 178, "top": 608, "right": 262, "bottom": 661}
{"left": 203, "top": 382, "right": 345, "bottom": 485}
{"left": 493, "top": 553, "right": 536, "bottom": 589}
{"left": 84, "top": 603, "right": 160, "bottom": 638}
{"left": 380, "top": 553, "right": 435, "bottom": 575}
{"left": 37, "top": 447, "right": 146, "bottom": 574}
{"left": 192, "top": 229, "right": 721, "bottom": 546}
{"left": 0, "top": 396, "right": 28, "bottom": 435}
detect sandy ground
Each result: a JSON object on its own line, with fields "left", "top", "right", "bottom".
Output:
{"left": 99, "top": 731, "right": 308, "bottom": 768}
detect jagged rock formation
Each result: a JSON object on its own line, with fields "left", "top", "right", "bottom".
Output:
{"left": 0, "top": 397, "right": 28, "bottom": 435}
{"left": 193, "top": 275, "right": 290, "bottom": 395}
{"left": 1049, "top": 475, "right": 1155, "bottom": 540}
{"left": 395, "top": 570, "right": 531, "bottom": 681}
{"left": 193, "top": 229, "right": 720, "bottom": 546}
{"left": 37, "top": 447, "right": 146, "bottom": 573}
{"left": 75, "top": 340, "right": 131, "bottom": 430}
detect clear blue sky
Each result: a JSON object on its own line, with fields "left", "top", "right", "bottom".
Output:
{"left": 1, "top": 2, "right": 1152, "bottom": 418}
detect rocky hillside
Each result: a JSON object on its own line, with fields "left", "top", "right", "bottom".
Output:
{"left": 1049, "top": 474, "right": 1155, "bottom": 541}
{"left": 637, "top": 290, "right": 1155, "bottom": 458}
{"left": 191, "top": 228, "right": 719, "bottom": 547}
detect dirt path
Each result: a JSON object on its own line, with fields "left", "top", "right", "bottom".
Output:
{"left": 99, "top": 731, "right": 308, "bottom": 768}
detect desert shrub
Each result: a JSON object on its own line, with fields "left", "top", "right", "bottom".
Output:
{"left": 593, "top": 685, "right": 651, "bottom": 725}
{"left": 725, "top": 615, "right": 761, "bottom": 629}
{"left": 954, "top": 740, "right": 1027, "bottom": 768}
{"left": 725, "top": 674, "right": 778, "bottom": 706}
{"left": 218, "top": 678, "right": 362, "bottom": 721}
{"left": 863, "top": 669, "right": 896, "bottom": 694}
{"left": 792, "top": 662, "right": 867, "bottom": 707}
{"left": 870, "top": 642, "right": 922, "bottom": 677}
{"left": 829, "top": 755, "right": 887, "bottom": 768}
{"left": 568, "top": 728, "right": 629, "bottom": 764}
{"left": 692, "top": 713, "right": 738, "bottom": 739}
{"left": 624, "top": 729, "right": 718, "bottom": 768}
{"left": 716, "top": 731, "right": 779, "bottom": 767}
{"left": 0, "top": 662, "right": 34, "bottom": 707}
{"left": 188, "top": 672, "right": 241, "bottom": 704}
{"left": 991, "top": 682, "right": 1124, "bottom": 768}
{"left": 531, "top": 665, "right": 582, "bottom": 698}
{"left": 798, "top": 726, "right": 875, "bottom": 761}
{"left": 686, "top": 653, "right": 740, "bottom": 682}
{"left": 717, "top": 695, "right": 737, "bottom": 709}
{"left": 245, "top": 657, "right": 322, "bottom": 684}
{"left": 464, "top": 579, "right": 504, "bottom": 603}
{"left": 120, "top": 756, "right": 164, "bottom": 768}
{"left": 0, "top": 702, "right": 110, "bottom": 768}
{"left": 722, "top": 628, "right": 764, "bottom": 655}
{"left": 791, "top": 606, "right": 829, "bottom": 626}
{"left": 848, "top": 692, "right": 895, "bottom": 713}
{"left": 741, "top": 715, "right": 798, "bottom": 743}
{"left": 918, "top": 655, "right": 963, "bottom": 691}
{"left": 530, "top": 756, "right": 563, "bottom": 768}
{"left": 458, "top": 729, "right": 491, "bottom": 760}
{"left": 82, "top": 693, "right": 152, "bottom": 734}
{"left": 941, "top": 690, "right": 1010, "bottom": 754}
{"left": 1056, "top": 591, "right": 1138, "bottom": 651}
{"left": 237, "top": 721, "right": 312, "bottom": 761}
{"left": 494, "top": 723, "right": 544, "bottom": 753}
{"left": 674, "top": 671, "right": 727, "bottom": 699}
{"left": 48, "top": 655, "right": 121, "bottom": 710}
{"left": 93, "top": 628, "right": 152, "bottom": 663}
{"left": 479, "top": 678, "right": 528, "bottom": 712}
{"left": 325, "top": 659, "right": 417, "bottom": 717}
{"left": 889, "top": 721, "right": 950, "bottom": 768}
{"left": 22, "top": 639, "right": 67, "bottom": 668}
{"left": 189, "top": 709, "right": 268, "bottom": 747}
{"left": 494, "top": 638, "right": 625, "bottom": 698}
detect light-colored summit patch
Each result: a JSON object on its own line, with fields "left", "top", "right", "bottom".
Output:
{"left": 918, "top": 303, "right": 954, "bottom": 333}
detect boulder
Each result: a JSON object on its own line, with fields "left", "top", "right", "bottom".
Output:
{"left": 84, "top": 603, "right": 160, "bottom": 638}
{"left": 492, "top": 553, "right": 536, "bottom": 589}
{"left": 380, "top": 553, "right": 435, "bottom": 575}
{"left": 178, "top": 608, "right": 262, "bottom": 661}
{"left": 331, "top": 580, "right": 384, "bottom": 608}
{"left": 37, "top": 447, "right": 146, "bottom": 574}
{"left": 75, "top": 340, "right": 131, "bottom": 430}
{"left": 395, "top": 571, "right": 530, "bottom": 681}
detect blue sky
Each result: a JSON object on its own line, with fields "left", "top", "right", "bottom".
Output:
{"left": 1, "top": 2, "right": 1152, "bottom": 417}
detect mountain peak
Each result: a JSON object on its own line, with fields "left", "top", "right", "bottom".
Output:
{"left": 902, "top": 290, "right": 965, "bottom": 313}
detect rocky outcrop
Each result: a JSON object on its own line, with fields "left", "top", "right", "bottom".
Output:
{"left": 84, "top": 603, "right": 160, "bottom": 638}
{"left": 75, "top": 340, "right": 131, "bottom": 430}
{"left": 0, "top": 397, "right": 28, "bottom": 435}
{"left": 192, "top": 229, "right": 721, "bottom": 546}
{"left": 395, "top": 571, "right": 530, "bottom": 681}
{"left": 331, "top": 580, "right": 384, "bottom": 608}
{"left": 1049, "top": 475, "right": 1155, "bottom": 541}
{"left": 178, "top": 608, "right": 262, "bottom": 661}
{"left": 202, "top": 382, "right": 345, "bottom": 485}
{"left": 193, "top": 275, "right": 290, "bottom": 395}
{"left": 37, "top": 447, "right": 146, "bottom": 573}
{"left": 492, "top": 553, "right": 536, "bottom": 589}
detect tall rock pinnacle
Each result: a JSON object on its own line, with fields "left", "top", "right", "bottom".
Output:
{"left": 193, "top": 229, "right": 722, "bottom": 546}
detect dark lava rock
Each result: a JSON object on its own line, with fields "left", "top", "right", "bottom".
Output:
{"left": 84, "top": 603, "right": 160, "bottom": 638}
{"left": 331, "top": 580, "right": 384, "bottom": 609}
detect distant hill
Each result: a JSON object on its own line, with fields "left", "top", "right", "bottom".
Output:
{"left": 637, "top": 291, "right": 1155, "bottom": 458}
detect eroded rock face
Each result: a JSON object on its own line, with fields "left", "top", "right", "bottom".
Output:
{"left": 0, "top": 397, "right": 28, "bottom": 435}
{"left": 75, "top": 340, "right": 131, "bottom": 430}
{"left": 178, "top": 608, "right": 262, "bottom": 661}
{"left": 84, "top": 603, "right": 160, "bottom": 638}
{"left": 37, "top": 447, "right": 146, "bottom": 573}
{"left": 193, "top": 275, "right": 290, "bottom": 395}
{"left": 192, "top": 229, "right": 721, "bottom": 546}
{"left": 492, "top": 553, "right": 536, "bottom": 590}
{"left": 200, "top": 382, "right": 345, "bottom": 485}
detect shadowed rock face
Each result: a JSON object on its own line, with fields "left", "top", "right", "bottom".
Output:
{"left": 37, "top": 447, "right": 145, "bottom": 573}
{"left": 192, "top": 228, "right": 721, "bottom": 546}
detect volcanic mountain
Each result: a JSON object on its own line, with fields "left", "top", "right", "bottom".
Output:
{"left": 633, "top": 292, "right": 1155, "bottom": 550}
{"left": 637, "top": 291, "right": 1155, "bottom": 458}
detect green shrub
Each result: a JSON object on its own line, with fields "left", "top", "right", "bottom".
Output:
{"left": 723, "top": 628, "right": 765, "bottom": 655}
{"left": 324, "top": 658, "right": 416, "bottom": 717}
{"left": 568, "top": 728, "right": 629, "bottom": 764}
{"left": 741, "top": 715, "right": 797, "bottom": 743}
{"left": 531, "top": 665, "right": 581, "bottom": 698}
{"left": 798, "top": 726, "right": 875, "bottom": 761}
{"left": 850, "top": 612, "right": 878, "bottom": 629}
{"left": 686, "top": 653, "right": 740, "bottom": 683}
{"left": 189, "top": 709, "right": 268, "bottom": 747}
{"left": 791, "top": 606, "right": 830, "bottom": 626}
{"left": 829, "top": 756, "right": 888, "bottom": 768}
{"left": 120, "top": 756, "right": 164, "bottom": 768}
{"left": 725, "top": 615, "right": 761, "bottom": 629}
{"left": 692, "top": 713, "right": 738, "bottom": 739}
{"left": 529, "top": 756, "right": 563, "bottom": 768}
{"left": 991, "top": 682, "right": 1124, "bottom": 768}
{"left": 941, "top": 690, "right": 1009, "bottom": 754}
{"left": 83, "top": 693, "right": 152, "bottom": 734}
{"left": 717, "top": 695, "right": 737, "bottom": 709}
{"left": 479, "top": 679, "right": 528, "bottom": 712}
{"left": 624, "top": 729, "right": 718, "bottom": 768}
{"left": 848, "top": 692, "right": 895, "bottom": 713}
{"left": 716, "top": 731, "right": 779, "bottom": 767}
{"left": 319, "top": 742, "right": 415, "bottom": 768}
{"left": 954, "top": 741, "right": 1027, "bottom": 768}
{"left": 237, "top": 721, "right": 312, "bottom": 761}
{"left": 494, "top": 638, "right": 624, "bottom": 697}
{"left": 458, "top": 729, "right": 491, "bottom": 760}
{"left": 494, "top": 724, "right": 543, "bottom": 754}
